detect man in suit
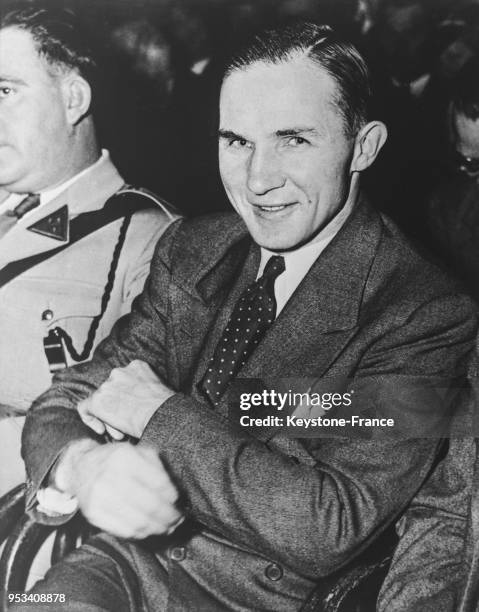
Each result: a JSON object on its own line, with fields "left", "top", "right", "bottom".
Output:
{"left": 17, "top": 22, "right": 477, "bottom": 611}
{"left": 377, "top": 435, "right": 476, "bottom": 611}
{"left": 0, "top": 5, "right": 177, "bottom": 495}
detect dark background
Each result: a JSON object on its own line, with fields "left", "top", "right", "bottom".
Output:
{"left": 4, "top": 0, "right": 479, "bottom": 243}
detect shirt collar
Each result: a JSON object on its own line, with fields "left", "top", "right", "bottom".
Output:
{"left": 0, "top": 149, "right": 109, "bottom": 218}
{"left": 257, "top": 191, "right": 357, "bottom": 279}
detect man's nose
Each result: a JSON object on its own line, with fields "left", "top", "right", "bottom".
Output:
{"left": 247, "top": 148, "right": 285, "bottom": 195}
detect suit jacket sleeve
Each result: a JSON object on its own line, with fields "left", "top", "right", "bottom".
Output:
{"left": 120, "top": 206, "right": 181, "bottom": 316}
{"left": 378, "top": 366, "right": 479, "bottom": 612}
{"left": 138, "top": 291, "right": 475, "bottom": 579}
{"left": 377, "top": 436, "right": 473, "bottom": 612}
{"left": 23, "top": 218, "right": 477, "bottom": 579}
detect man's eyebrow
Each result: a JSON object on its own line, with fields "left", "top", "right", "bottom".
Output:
{"left": 0, "top": 75, "right": 27, "bottom": 86}
{"left": 218, "top": 129, "right": 246, "bottom": 140}
{"left": 276, "top": 127, "right": 319, "bottom": 137}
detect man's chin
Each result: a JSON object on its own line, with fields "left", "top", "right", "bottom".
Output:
{"left": 254, "top": 234, "right": 303, "bottom": 253}
{"left": 246, "top": 217, "right": 310, "bottom": 252}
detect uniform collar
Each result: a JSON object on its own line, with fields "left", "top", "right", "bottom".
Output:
{"left": 0, "top": 151, "right": 124, "bottom": 267}
{"left": 0, "top": 150, "right": 111, "bottom": 218}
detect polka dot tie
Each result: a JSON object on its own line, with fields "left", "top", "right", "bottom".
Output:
{"left": 200, "top": 255, "right": 285, "bottom": 406}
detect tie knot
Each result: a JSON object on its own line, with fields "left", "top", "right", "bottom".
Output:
{"left": 12, "top": 193, "right": 41, "bottom": 219}
{"left": 260, "top": 255, "right": 285, "bottom": 283}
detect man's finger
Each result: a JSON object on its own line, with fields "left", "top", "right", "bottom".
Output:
{"left": 105, "top": 424, "right": 125, "bottom": 440}
{"left": 79, "top": 411, "right": 106, "bottom": 436}
{"left": 78, "top": 397, "right": 108, "bottom": 435}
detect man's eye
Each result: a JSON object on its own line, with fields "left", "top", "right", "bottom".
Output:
{"left": 0, "top": 86, "right": 13, "bottom": 98}
{"left": 229, "top": 138, "right": 250, "bottom": 148}
{"left": 286, "top": 136, "right": 308, "bottom": 146}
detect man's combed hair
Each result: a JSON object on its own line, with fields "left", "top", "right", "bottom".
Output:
{"left": 224, "top": 22, "right": 372, "bottom": 136}
{"left": 1, "top": 3, "right": 97, "bottom": 84}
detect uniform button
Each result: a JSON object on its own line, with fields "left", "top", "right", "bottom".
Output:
{"left": 170, "top": 546, "right": 186, "bottom": 561}
{"left": 41, "top": 309, "right": 54, "bottom": 321}
{"left": 265, "top": 563, "right": 283, "bottom": 581}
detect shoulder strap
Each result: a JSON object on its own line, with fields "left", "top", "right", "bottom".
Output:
{"left": 0, "top": 188, "right": 157, "bottom": 291}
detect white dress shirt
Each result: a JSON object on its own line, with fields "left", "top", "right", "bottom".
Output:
{"left": 257, "top": 194, "right": 356, "bottom": 317}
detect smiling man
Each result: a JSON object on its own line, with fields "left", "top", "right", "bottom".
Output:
{"left": 18, "top": 22, "right": 477, "bottom": 612}
{"left": 218, "top": 51, "right": 373, "bottom": 251}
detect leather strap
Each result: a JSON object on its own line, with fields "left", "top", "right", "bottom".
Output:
{"left": 0, "top": 189, "right": 154, "bottom": 290}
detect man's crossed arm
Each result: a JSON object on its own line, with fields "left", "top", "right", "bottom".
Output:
{"left": 21, "top": 220, "right": 479, "bottom": 579}
{"left": 49, "top": 360, "right": 181, "bottom": 540}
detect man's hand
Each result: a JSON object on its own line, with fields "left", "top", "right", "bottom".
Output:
{"left": 78, "top": 359, "right": 175, "bottom": 439}
{"left": 55, "top": 440, "right": 183, "bottom": 539}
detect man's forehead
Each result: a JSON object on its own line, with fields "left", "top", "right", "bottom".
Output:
{"left": 0, "top": 26, "right": 57, "bottom": 80}
{"left": 0, "top": 26, "right": 36, "bottom": 53}
{"left": 219, "top": 56, "right": 340, "bottom": 133}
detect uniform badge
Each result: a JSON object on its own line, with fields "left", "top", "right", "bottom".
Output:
{"left": 27, "top": 205, "right": 69, "bottom": 241}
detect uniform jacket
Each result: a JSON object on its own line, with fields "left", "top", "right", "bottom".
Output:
{"left": 0, "top": 155, "right": 177, "bottom": 413}
{"left": 23, "top": 198, "right": 477, "bottom": 611}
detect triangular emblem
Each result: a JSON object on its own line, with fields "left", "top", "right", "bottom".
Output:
{"left": 27, "top": 205, "right": 69, "bottom": 241}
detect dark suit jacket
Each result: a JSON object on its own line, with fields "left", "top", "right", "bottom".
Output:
{"left": 378, "top": 377, "right": 479, "bottom": 612}
{"left": 378, "top": 434, "right": 475, "bottom": 611}
{"left": 23, "top": 198, "right": 477, "bottom": 611}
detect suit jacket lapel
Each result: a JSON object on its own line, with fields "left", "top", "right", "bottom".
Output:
{"left": 169, "top": 215, "right": 257, "bottom": 395}
{"left": 0, "top": 155, "right": 123, "bottom": 269}
{"left": 240, "top": 199, "right": 381, "bottom": 380}
{"left": 190, "top": 240, "right": 260, "bottom": 397}
{"left": 209, "top": 200, "right": 383, "bottom": 436}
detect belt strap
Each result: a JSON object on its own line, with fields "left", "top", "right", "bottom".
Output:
{"left": 0, "top": 190, "right": 154, "bottom": 290}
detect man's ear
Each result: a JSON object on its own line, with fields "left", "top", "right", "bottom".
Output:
{"left": 62, "top": 73, "right": 92, "bottom": 125}
{"left": 350, "top": 121, "right": 388, "bottom": 172}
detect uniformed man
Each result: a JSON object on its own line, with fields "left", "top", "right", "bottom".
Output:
{"left": 0, "top": 4, "right": 178, "bottom": 495}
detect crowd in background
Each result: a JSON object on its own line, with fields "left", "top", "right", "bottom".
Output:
{"left": 6, "top": 0, "right": 479, "bottom": 295}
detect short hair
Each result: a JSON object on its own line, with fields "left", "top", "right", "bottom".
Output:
{"left": 450, "top": 57, "right": 479, "bottom": 121}
{"left": 0, "top": 3, "right": 97, "bottom": 84}
{"left": 223, "top": 22, "right": 372, "bottom": 136}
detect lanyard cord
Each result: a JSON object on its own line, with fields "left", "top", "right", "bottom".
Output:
{"left": 52, "top": 213, "right": 132, "bottom": 362}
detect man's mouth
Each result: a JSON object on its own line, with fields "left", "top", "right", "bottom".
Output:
{"left": 253, "top": 202, "right": 296, "bottom": 213}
